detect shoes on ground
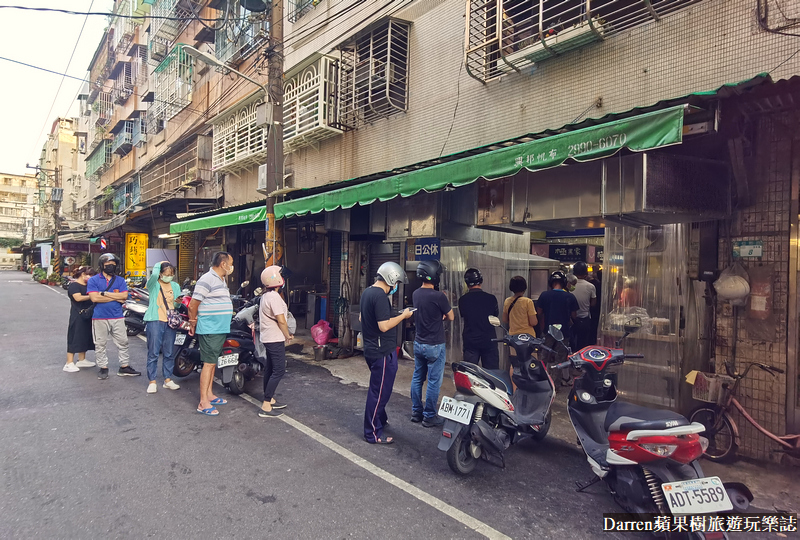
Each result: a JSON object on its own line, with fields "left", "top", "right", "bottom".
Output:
{"left": 163, "top": 380, "right": 180, "bottom": 390}
{"left": 147, "top": 382, "right": 157, "bottom": 394}
{"left": 98, "top": 368, "right": 109, "bottom": 380}
{"left": 75, "top": 359, "right": 96, "bottom": 368}
{"left": 63, "top": 363, "right": 79, "bottom": 373}
{"left": 270, "top": 401, "right": 287, "bottom": 410}
{"left": 258, "top": 408, "right": 283, "bottom": 418}
{"left": 118, "top": 365, "right": 141, "bottom": 377}
{"left": 410, "top": 414, "right": 423, "bottom": 423}
{"left": 422, "top": 416, "right": 445, "bottom": 428}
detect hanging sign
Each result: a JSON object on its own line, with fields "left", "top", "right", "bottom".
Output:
{"left": 549, "top": 244, "right": 587, "bottom": 263}
{"left": 413, "top": 238, "right": 441, "bottom": 261}
{"left": 124, "top": 233, "right": 148, "bottom": 276}
{"left": 732, "top": 240, "right": 762, "bottom": 259}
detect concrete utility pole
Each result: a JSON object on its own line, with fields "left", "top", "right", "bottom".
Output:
{"left": 265, "top": 0, "right": 284, "bottom": 267}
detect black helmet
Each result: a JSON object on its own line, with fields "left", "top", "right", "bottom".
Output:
{"left": 573, "top": 261, "right": 588, "bottom": 277}
{"left": 99, "top": 253, "right": 120, "bottom": 269}
{"left": 417, "top": 260, "right": 444, "bottom": 285}
{"left": 464, "top": 267, "right": 483, "bottom": 287}
{"left": 549, "top": 270, "right": 567, "bottom": 289}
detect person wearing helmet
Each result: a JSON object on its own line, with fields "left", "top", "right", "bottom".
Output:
{"left": 457, "top": 268, "right": 500, "bottom": 369}
{"left": 536, "top": 270, "right": 579, "bottom": 385}
{"left": 257, "top": 265, "right": 292, "bottom": 418}
{"left": 87, "top": 253, "right": 141, "bottom": 379}
{"left": 360, "top": 261, "right": 414, "bottom": 444}
{"left": 410, "top": 260, "right": 454, "bottom": 427}
{"left": 143, "top": 261, "right": 182, "bottom": 393}
{"left": 571, "top": 262, "right": 597, "bottom": 351}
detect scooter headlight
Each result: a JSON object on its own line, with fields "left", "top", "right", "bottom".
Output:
{"left": 640, "top": 443, "right": 678, "bottom": 457}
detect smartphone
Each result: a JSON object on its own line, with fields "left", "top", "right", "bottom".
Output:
{"left": 407, "top": 307, "right": 417, "bottom": 312}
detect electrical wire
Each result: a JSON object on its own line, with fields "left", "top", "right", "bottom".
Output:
{"left": 27, "top": 0, "right": 95, "bottom": 166}
{"left": 187, "top": 0, "right": 231, "bottom": 32}
{"left": 0, "top": 5, "right": 243, "bottom": 21}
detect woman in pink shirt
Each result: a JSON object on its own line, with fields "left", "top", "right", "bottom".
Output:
{"left": 257, "top": 266, "right": 294, "bottom": 418}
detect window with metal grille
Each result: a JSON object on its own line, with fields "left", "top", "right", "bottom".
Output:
{"left": 112, "top": 62, "right": 134, "bottom": 105}
{"left": 153, "top": 46, "right": 193, "bottom": 121}
{"left": 339, "top": 20, "right": 410, "bottom": 127}
{"left": 132, "top": 112, "right": 147, "bottom": 147}
{"left": 215, "top": 1, "right": 270, "bottom": 66}
{"left": 466, "top": 0, "right": 703, "bottom": 83}
{"left": 112, "top": 121, "right": 135, "bottom": 156}
{"left": 85, "top": 141, "right": 113, "bottom": 181}
{"left": 131, "top": 45, "right": 148, "bottom": 87}
{"left": 210, "top": 95, "right": 268, "bottom": 173}
{"left": 288, "top": 0, "right": 319, "bottom": 23}
{"left": 283, "top": 55, "right": 344, "bottom": 152}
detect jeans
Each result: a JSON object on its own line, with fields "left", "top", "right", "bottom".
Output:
{"left": 411, "top": 342, "right": 447, "bottom": 420}
{"left": 92, "top": 319, "right": 130, "bottom": 369}
{"left": 262, "top": 341, "right": 286, "bottom": 401}
{"left": 145, "top": 320, "right": 176, "bottom": 381}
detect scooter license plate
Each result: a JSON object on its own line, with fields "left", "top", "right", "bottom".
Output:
{"left": 438, "top": 396, "right": 475, "bottom": 425}
{"left": 661, "top": 477, "right": 733, "bottom": 514}
{"left": 217, "top": 353, "right": 239, "bottom": 368}
{"left": 174, "top": 334, "right": 187, "bottom": 346}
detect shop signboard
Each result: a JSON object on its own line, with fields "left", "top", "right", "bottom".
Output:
{"left": 40, "top": 243, "right": 52, "bottom": 270}
{"left": 732, "top": 240, "right": 762, "bottom": 259}
{"left": 549, "top": 244, "right": 587, "bottom": 263}
{"left": 412, "top": 238, "right": 441, "bottom": 261}
{"left": 125, "top": 233, "right": 148, "bottom": 276}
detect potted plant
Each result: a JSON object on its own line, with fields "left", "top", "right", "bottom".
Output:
{"left": 48, "top": 272, "right": 61, "bottom": 285}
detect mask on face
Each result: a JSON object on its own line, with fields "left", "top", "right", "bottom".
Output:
{"left": 227, "top": 264, "right": 234, "bottom": 276}
{"left": 161, "top": 275, "right": 173, "bottom": 283}
{"left": 103, "top": 264, "right": 117, "bottom": 275}
{"left": 389, "top": 284, "right": 398, "bottom": 295}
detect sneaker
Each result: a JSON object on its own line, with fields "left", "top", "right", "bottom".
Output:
{"left": 147, "top": 382, "right": 157, "bottom": 394}
{"left": 75, "top": 359, "right": 96, "bottom": 368}
{"left": 422, "top": 416, "right": 445, "bottom": 428}
{"left": 410, "top": 414, "right": 423, "bottom": 423}
{"left": 257, "top": 408, "right": 283, "bottom": 418}
{"left": 98, "top": 368, "right": 109, "bottom": 380}
{"left": 270, "top": 401, "right": 287, "bottom": 410}
{"left": 163, "top": 380, "right": 180, "bottom": 390}
{"left": 63, "top": 363, "right": 80, "bottom": 373}
{"left": 118, "top": 365, "right": 141, "bottom": 377}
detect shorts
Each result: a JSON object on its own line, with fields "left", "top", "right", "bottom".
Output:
{"left": 199, "top": 333, "right": 227, "bottom": 365}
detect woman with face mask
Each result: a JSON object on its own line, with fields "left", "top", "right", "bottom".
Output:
{"left": 64, "top": 266, "right": 97, "bottom": 372}
{"left": 143, "top": 261, "right": 182, "bottom": 394}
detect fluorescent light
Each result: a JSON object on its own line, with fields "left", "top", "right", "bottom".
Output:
{"left": 158, "top": 233, "right": 179, "bottom": 239}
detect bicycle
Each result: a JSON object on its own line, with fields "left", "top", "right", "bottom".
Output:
{"left": 689, "top": 361, "right": 800, "bottom": 462}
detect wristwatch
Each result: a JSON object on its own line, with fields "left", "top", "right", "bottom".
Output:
{"left": 101, "top": 291, "right": 106, "bottom": 296}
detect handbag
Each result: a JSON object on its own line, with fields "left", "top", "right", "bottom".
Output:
{"left": 79, "top": 277, "right": 116, "bottom": 320}
{"left": 159, "top": 285, "right": 182, "bottom": 329}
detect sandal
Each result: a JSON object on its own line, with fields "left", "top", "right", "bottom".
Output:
{"left": 366, "top": 437, "right": 394, "bottom": 445}
{"left": 196, "top": 406, "right": 219, "bottom": 416}
{"left": 210, "top": 398, "right": 228, "bottom": 405}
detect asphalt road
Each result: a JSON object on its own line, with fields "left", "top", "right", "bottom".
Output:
{"left": 0, "top": 271, "right": 786, "bottom": 540}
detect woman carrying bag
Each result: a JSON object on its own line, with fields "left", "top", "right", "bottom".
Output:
{"left": 144, "top": 261, "right": 182, "bottom": 394}
{"left": 502, "top": 276, "right": 538, "bottom": 388}
{"left": 64, "top": 266, "right": 97, "bottom": 372}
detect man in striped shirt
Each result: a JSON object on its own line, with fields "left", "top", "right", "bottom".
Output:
{"left": 188, "top": 252, "right": 234, "bottom": 416}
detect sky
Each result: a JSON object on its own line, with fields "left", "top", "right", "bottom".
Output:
{"left": 0, "top": 1, "right": 114, "bottom": 176}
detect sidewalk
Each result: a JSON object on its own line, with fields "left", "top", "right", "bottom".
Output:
{"left": 289, "top": 332, "right": 800, "bottom": 514}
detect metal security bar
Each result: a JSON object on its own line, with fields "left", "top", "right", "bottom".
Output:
{"left": 88, "top": 29, "right": 114, "bottom": 103}
{"left": 111, "top": 0, "right": 142, "bottom": 55}
{"left": 339, "top": 19, "right": 410, "bottom": 126}
{"left": 283, "top": 55, "right": 344, "bottom": 152}
{"left": 211, "top": 97, "right": 268, "bottom": 172}
{"left": 112, "top": 121, "right": 135, "bottom": 156}
{"left": 95, "top": 91, "right": 113, "bottom": 126}
{"left": 215, "top": 2, "right": 270, "bottom": 66}
{"left": 112, "top": 62, "right": 134, "bottom": 104}
{"left": 132, "top": 112, "right": 147, "bottom": 147}
{"left": 288, "top": 0, "right": 319, "bottom": 23}
{"left": 131, "top": 44, "right": 148, "bottom": 87}
{"left": 153, "top": 46, "right": 194, "bottom": 121}
{"left": 466, "top": 0, "right": 703, "bottom": 83}
{"left": 148, "top": 0, "right": 196, "bottom": 65}
{"left": 140, "top": 136, "right": 211, "bottom": 201}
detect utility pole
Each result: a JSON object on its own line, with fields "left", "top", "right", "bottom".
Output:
{"left": 265, "top": 0, "right": 284, "bottom": 267}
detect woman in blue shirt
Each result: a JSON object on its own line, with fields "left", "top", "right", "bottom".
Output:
{"left": 144, "top": 261, "right": 182, "bottom": 394}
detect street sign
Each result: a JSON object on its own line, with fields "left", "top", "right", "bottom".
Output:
{"left": 125, "top": 233, "right": 148, "bottom": 276}
{"left": 413, "top": 238, "right": 441, "bottom": 260}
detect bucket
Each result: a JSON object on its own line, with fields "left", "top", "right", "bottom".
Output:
{"left": 313, "top": 345, "right": 326, "bottom": 362}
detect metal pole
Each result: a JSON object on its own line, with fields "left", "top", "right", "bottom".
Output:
{"left": 265, "top": 0, "right": 284, "bottom": 267}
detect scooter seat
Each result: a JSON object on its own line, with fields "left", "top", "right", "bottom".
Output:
{"left": 604, "top": 401, "right": 688, "bottom": 433}
{"left": 458, "top": 363, "right": 513, "bottom": 395}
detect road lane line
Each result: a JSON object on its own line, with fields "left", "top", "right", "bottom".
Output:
{"left": 230, "top": 388, "right": 511, "bottom": 540}
{"left": 44, "top": 285, "right": 66, "bottom": 297}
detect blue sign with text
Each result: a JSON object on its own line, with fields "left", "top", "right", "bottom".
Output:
{"left": 414, "top": 238, "right": 441, "bottom": 261}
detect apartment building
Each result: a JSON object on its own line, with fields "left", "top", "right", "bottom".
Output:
{"left": 0, "top": 172, "right": 38, "bottom": 243}
{"left": 61, "top": 0, "right": 800, "bottom": 460}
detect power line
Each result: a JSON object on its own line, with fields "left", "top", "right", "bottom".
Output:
{"left": 28, "top": 0, "right": 95, "bottom": 165}
{"left": 0, "top": 5, "right": 243, "bottom": 21}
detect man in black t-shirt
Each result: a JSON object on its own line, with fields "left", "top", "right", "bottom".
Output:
{"left": 536, "top": 270, "right": 578, "bottom": 384}
{"left": 457, "top": 268, "right": 500, "bottom": 369}
{"left": 360, "top": 262, "right": 413, "bottom": 445}
{"left": 411, "top": 260, "right": 454, "bottom": 427}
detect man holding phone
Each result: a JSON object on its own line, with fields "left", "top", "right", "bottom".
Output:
{"left": 410, "top": 260, "right": 454, "bottom": 427}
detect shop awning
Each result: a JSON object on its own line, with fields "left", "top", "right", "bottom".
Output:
{"left": 274, "top": 106, "right": 685, "bottom": 219}
{"left": 91, "top": 214, "right": 127, "bottom": 237}
{"left": 170, "top": 205, "right": 266, "bottom": 234}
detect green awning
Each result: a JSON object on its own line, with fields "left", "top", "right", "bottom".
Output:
{"left": 275, "top": 106, "right": 684, "bottom": 219}
{"left": 170, "top": 205, "right": 266, "bottom": 234}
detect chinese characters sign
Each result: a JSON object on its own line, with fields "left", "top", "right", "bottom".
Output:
{"left": 125, "top": 233, "right": 149, "bottom": 277}
{"left": 549, "top": 244, "right": 587, "bottom": 263}
{"left": 732, "top": 240, "right": 762, "bottom": 259}
{"left": 412, "top": 238, "right": 441, "bottom": 261}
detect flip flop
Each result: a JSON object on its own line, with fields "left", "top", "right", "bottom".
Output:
{"left": 196, "top": 406, "right": 219, "bottom": 416}
{"left": 210, "top": 398, "right": 228, "bottom": 405}
{"left": 366, "top": 437, "right": 394, "bottom": 445}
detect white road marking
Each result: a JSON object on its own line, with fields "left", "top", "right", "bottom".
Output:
{"left": 44, "top": 285, "right": 66, "bottom": 297}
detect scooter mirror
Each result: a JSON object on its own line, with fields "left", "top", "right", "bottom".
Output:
{"left": 549, "top": 324, "right": 564, "bottom": 342}
{"left": 254, "top": 287, "right": 263, "bottom": 296}
{"left": 241, "top": 281, "right": 250, "bottom": 288}
{"left": 488, "top": 315, "right": 501, "bottom": 327}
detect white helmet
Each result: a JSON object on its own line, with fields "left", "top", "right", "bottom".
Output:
{"left": 260, "top": 265, "right": 284, "bottom": 288}
{"left": 376, "top": 261, "right": 407, "bottom": 288}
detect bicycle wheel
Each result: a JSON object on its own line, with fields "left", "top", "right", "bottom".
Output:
{"left": 689, "top": 406, "right": 738, "bottom": 462}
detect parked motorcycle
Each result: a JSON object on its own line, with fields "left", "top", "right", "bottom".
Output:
{"left": 550, "top": 321, "right": 752, "bottom": 530}
{"left": 123, "top": 293, "right": 147, "bottom": 336}
{"left": 61, "top": 276, "right": 74, "bottom": 290}
{"left": 437, "top": 316, "right": 556, "bottom": 475}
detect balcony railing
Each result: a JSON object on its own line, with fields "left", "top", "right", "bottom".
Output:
{"left": 112, "top": 121, "right": 134, "bottom": 156}
{"left": 288, "top": 0, "right": 319, "bottom": 23}
{"left": 211, "top": 95, "right": 269, "bottom": 173}
{"left": 94, "top": 91, "right": 113, "bottom": 126}
{"left": 153, "top": 46, "right": 194, "bottom": 121}
{"left": 148, "top": 0, "right": 198, "bottom": 65}
{"left": 112, "top": 62, "right": 134, "bottom": 104}
{"left": 140, "top": 135, "right": 212, "bottom": 202}
{"left": 132, "top": 113, "right": 147, "bottom": 147}
{"left": 88, "top": 29, "right": 115, "bottom": 104}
